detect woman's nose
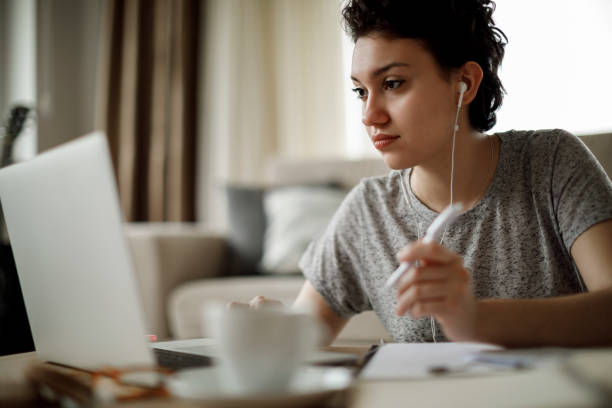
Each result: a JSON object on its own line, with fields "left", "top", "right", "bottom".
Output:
{"left": 361, "top": 95, "right": 389, "bottom": 127}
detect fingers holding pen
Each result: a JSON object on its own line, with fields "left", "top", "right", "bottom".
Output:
{"left": 395, "top": 263, "right": 452, "bottom": 317}
{"left": 394, "top": 240, "right": 470, "bottom": 318}
{"left": 397, "top": 240, "right": 463, "bottom": 266}
{"left": 395, "top": 279, "right": 448, "bottom": 317}
{"left": 395, "top": 266, "right": 471, "bottom": 317}
{"left": 394, "top": 240, "right": 464, "bottom": 292}
{"left": 396, "top": 265, "right": 448, "bottom": 294}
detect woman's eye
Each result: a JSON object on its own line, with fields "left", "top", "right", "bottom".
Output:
{"left": 351, "top": 87, "right": 367, "bottom": 100}
{"left": 384, "top": 80, "right": 404, "bottom": 90}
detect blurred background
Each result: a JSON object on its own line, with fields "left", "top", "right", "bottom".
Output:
{"left": 0, "top": 0, "right": 611, "bottom": 226}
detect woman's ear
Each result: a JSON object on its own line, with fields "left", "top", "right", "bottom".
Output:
{"left": 457, "top": 61, "right": 484, "bottom": 106}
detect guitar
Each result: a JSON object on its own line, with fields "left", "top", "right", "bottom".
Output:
{"left": 1, "top": 105, "right": 33, "bottom": 167}
{"left": 0, "top": 105, "right": 34, "bottom": 244}
{"left": 0, "top": 106, "right": 37, "bottom": 355}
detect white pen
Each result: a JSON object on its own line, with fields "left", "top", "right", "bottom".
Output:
{"left": 385, "top": 203, "right": 463, "bottom": 289}
{"left": 469, "top": 354, "right": 530, "bottom": 369}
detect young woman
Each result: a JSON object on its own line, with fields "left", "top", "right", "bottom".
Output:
{"left": 249, "top": 0, "right": 612, "bottom": 347}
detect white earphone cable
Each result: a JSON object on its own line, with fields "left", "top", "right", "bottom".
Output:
{"left": 430, "top": 83, "right": 465, "bottom": 342}
{"left": 399, "top": 83, "right": 466, "bottom": 343}
{"left": 449, "top": 97, "right": 462, "bottom": 207}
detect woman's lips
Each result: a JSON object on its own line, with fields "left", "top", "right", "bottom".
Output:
{"left": 372, "top": 134, "right": 400, "bottom": 150}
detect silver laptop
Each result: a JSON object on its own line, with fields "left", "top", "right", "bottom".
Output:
{"left": 0, "top": 132, "right": 356, "bottom": 369}
{"left": 0, "top": 132, "right": 156, "bottom": 368}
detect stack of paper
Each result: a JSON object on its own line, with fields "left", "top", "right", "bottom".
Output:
{"left": 359, "top": 342, "right": 503, "bottom": 380}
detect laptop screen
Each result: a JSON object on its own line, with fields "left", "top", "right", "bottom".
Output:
{"left": 0, "top": 133, "right": 154, "bottom": 368}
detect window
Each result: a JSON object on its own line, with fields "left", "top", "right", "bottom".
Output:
{"left": 493, "top": 0, "right": 612, "bottom": 135}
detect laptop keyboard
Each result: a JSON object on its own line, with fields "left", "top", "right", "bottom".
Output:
{"left": 153, "top": 347, "right": 213, "bottom": 370}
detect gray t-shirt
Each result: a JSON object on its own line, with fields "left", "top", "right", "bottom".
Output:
{"left": 299, "top": 129, "right": 612, "bottom": 342}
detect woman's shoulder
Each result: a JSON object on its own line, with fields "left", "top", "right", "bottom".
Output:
{"left": 340, "top": 170, "right": 404, "bottom": 209}
{"left": 495, "top": 129, "right": 579, "bottom": 148}
{"left": 324, "top": 171, "right": 403, "bottom": 233}
{"left": 498, "top": 128, "right": 588, "bottom": 166}
{"left": 354, "top": 170, "right": 403, "bottom": 195}
{"left": 498, "top": 128, "right": 578, "bottom": 150}
{"left": 496, "top": 129, "right": 604, "bottom": 194}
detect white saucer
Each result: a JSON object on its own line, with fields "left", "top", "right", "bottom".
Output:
{"left": 165, "top": 366, "right": 353, "bottom": 408}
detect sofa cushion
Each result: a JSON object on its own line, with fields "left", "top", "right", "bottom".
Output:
{"left": 260, "top": 184, "right": 347, "bottom": 274}
{"left": 578, "top": 133, "right": 612, "bottom": 180}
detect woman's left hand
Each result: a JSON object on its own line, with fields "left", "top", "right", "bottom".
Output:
{"left": 395, "top": 240, "right": 480, "bottom": 341}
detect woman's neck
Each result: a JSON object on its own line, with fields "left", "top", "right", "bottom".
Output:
{"left": 410, "top": 130, "right": 498, "bottom": 213}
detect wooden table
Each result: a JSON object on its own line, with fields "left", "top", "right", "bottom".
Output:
{"left": 1, "top": 347, "right": 607, "bottom": 407}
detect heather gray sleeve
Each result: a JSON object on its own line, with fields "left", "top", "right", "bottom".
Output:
{"left": 299, "top": 182, "right": 372, "bottom": 318}
{"left": 551, "top": 130, "right": 612, "bottom": 251}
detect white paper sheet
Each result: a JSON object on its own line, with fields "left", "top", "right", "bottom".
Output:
{"left": 359, "top": 342, "right": 503, "bottom": 380}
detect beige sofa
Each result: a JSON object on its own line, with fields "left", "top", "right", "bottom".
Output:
{"left": 126, "top": 133, "right": 612, "bottom": 344}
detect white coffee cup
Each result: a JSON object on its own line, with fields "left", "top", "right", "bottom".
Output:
{"left": 203, "top": 303, "right": 321, "bottom": 395}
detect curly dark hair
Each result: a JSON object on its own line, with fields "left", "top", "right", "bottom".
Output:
{"left": 342, "top": 0, "right": 507, "bottom": 131}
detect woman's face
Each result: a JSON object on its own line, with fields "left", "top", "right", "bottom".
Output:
{"left": 351, "top": 35, "right": 459, "bottom": 170}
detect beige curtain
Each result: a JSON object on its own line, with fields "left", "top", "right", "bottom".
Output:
{"left": 96, "top": 0, "right": 198, "bottom": 222}
{"left": 197, "top": 0, "right": 347, "bottom": 225}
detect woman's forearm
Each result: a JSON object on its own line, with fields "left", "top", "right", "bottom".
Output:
{"left": 474, "top": 288, "right": 612, "bottom": 347}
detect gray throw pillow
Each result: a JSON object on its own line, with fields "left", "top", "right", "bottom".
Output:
{"left": 225, "top": 185, "right": 266, "bottom": 275}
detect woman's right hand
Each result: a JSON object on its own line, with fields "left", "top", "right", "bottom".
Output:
{"left": 227, "top": 295, "right": 284, "bottom": 310}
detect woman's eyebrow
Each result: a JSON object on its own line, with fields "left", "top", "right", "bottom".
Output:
{"left": 351, "top": 62, "right": 411, "bottom": 82}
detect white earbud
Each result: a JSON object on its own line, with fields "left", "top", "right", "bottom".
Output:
{"left": 457, "top": 81, "right": 467, "bottom": 108}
